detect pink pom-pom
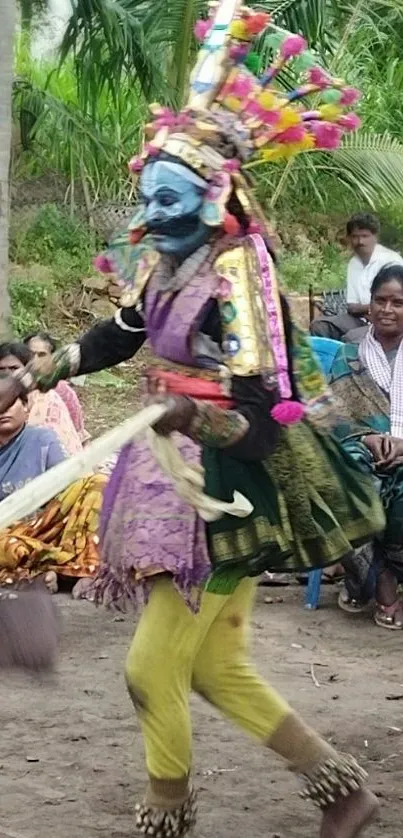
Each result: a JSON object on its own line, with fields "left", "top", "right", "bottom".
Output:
{"left": 145, "top": 143, "right": 159, "bottom": 157}
{"left": 128, "top": 156, "right": 144, "bottom": 173}
{"left": 248, "top": 219, "right": 264, "bottom": 235}
{"left": 93, "top": 253, "right": 113, "bottom": 274}
{"left": 223, "top": 158, "right": 241, "bottom": 173}
{"left": 340, "top": 87, "right": 360, "bottom": 106}
{"left": 260, "top": 108, "right": 280, "bottom": 126}
{"left": 311, "top": 121, "right": 342, "bottom": 149}
{"left": 229, "top": 44, "right": 249, "bottom": 61}
{"left": 229, "top": 75, "right": 254, "bottom": 97}
{"left": 194, "top": 19, "right": 211, "bottom": 41}
{"left": 271, "top": 400, "right": 305, "bottom": 425}
{"left": 276, "top": 124, "right": 306, "bottom": 143}
{"left": 307, "top": 66, "right": 330, "bottom": 89}
{"left": 338, "top": 113, "right": 361, "bottom": 132}
{"left": 280, "top": 34, "right": 307, "bottom": 60}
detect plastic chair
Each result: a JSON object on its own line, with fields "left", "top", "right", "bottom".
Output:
{"left": 305, "top": 337, "right": 343, "bottom": 609}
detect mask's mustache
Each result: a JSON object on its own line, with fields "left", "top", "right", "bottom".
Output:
{"left": 147, "top": 213, "right": 201, "bottom": 238}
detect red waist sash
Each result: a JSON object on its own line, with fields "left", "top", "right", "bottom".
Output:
{"left": 146, "top": 368, "right": 234, "bottom": 409}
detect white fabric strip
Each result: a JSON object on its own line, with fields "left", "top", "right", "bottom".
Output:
{"left": 359, "top": 325, "right": 403, "bottom": 438}
{"left": 157, "top": 161, "right": 207, "bottom": 189}
{"left": 115, "top": 309, "right": 145, "bottom": 333}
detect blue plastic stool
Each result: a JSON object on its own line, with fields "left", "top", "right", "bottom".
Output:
{"left": 305, "top": 337, "right": 343, "bottom": 609}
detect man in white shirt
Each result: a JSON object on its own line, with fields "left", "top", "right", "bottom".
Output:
{"left": 311, "top": 213, "right": 403, "bottom": 342}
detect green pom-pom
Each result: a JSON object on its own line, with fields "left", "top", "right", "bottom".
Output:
{"left": 265, "top": 31, "right": 284, "bottom": 51}
{"left": 321, "top": 88, "right": 341, "bottom": 103}
{"left": 294, "top": 50, "right": 316, "bottom": 72}
{"left": 244, "top": 51, "right": 261, "bottom": 73}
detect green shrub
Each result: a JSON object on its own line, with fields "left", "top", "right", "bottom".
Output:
{"left": 279, "top": 241, "right": 346, "bottom": 294}
{"left": 9, "top": 277, "right": 52, "bottom": 336}
{"left": 9, "top": 204, "right": 95, "bottom": 285}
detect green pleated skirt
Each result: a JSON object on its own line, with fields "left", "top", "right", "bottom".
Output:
{"left": 203, "top": 421, "right": 385, "bottom": 594}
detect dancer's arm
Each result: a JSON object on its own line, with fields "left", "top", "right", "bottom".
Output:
{"left": 0, "top": 306, "right": 146, "bottom": 412}
{"left": 151, "top": 377, "right": 280, "bottom": 462}
{"left": 187, "top": 376, "right": 279, "bottom": 460}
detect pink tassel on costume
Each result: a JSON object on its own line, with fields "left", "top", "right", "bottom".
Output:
{"left": 312, "top": 121, "right": 342, "bottom": 149}
{"left": 229, "top": 44, "right": 249, "bottom": 61}
{"left": 128, "top": 156, "right": 144, "bottom": 173}
{"left": 145, "top": 143, "right": 160, "bottom": 157}
{"left": 340, "top": 87, "right": 360, "bottom": 106}
{"left": 247, "top": 220, "right": 264, "bottom": 235}
{"left": 276, "top": 125, "right": 306, "bottom": 144}
{"left": 307, "top": 67, "right": 330, "bottom": 89}
{"left": 194, "top": 19, "right": 211, "bottom": 41}
{"left": 228, "top": 75, "right": 254, "bottom": 97}
{"left": 93, "top": 253, "right": 113, "bottom": 274}
{"left": 280, "top": 34, "right": 307, "bottom": 59}
{"left": 271, "top": 401, "right": 305, "bottom": 425}
{"left": 338, "top": 113, "right": 361, "bottom": 131}
{"left": 223, "top": 159, "right": 241, "bottom": 173}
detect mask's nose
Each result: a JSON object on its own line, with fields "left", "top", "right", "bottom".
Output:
{"left": 145, "top": 200, "right": 164, "bottom": 225}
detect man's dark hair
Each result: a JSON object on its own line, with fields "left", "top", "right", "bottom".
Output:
{"left": 0, "top": 342, "right": 32, "bottom": 366}
{"left": 346, "top": 212, "right": 380, "bottom": 237}
{"left": 23, "top": 331, "right": 58, "bottom": 352}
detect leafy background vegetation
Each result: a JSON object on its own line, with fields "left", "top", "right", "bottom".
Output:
{"left": 9, "top": 0, "right": 403, "bottom": 335}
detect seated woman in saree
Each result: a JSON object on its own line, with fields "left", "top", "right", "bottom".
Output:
{"left": 24, "top": 332, "right": 90, "bottom": 446}
{"left": 0, "top": 384, "right": 106, "bottom": 589}
{"left": 0, "top": 342, "right": 83, "bottom": 455}
{"left": 329, "top": 263, "right": 403, "bottom": 629}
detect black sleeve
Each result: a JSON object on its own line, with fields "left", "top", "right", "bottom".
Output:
{"left": 227, "top": 375, "right": 280, "bottom": 461}
{"left": 77, "top": 307, "right": 146, "bottom": 375}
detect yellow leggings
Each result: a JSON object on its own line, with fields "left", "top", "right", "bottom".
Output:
{"left": 125, "top": 576, "right": 293, "bottom": 780}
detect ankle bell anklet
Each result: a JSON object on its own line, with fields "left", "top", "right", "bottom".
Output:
{"left": 135, "top": 788, "right": 197, "bottom": 837}
{"left": 300, "top": 754, "right": 367, "bottom": 808}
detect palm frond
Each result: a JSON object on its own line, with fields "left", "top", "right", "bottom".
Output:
{"left": 330, "top": 133, "right": 403, "bottom": 208}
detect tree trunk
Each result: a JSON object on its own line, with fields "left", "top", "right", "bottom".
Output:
{"left": 0, "top": 0, "right": 16, "bottom": 339}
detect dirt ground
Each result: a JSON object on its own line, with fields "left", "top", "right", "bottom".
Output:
{"left": 1, "top": 584, "right": 402, "bottom": 838}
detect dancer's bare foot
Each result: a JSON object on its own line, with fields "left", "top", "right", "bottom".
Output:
{"left": 320, "top": 789, "right": 379, "bottom": 838}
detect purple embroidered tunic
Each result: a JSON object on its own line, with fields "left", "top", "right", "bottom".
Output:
{"left": 97, "top": 270, "right": 220, "bottom": 610}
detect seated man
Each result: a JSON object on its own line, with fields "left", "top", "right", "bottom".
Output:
{"left": 310, "top": 212, "right": 403, "bottom": 343}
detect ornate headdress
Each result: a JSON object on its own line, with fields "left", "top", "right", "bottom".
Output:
{"left": 95, "top": 0, "right": 360, "bottom": 423}
{"left": 128, "top": 0, "right": 360, "bottom": 234}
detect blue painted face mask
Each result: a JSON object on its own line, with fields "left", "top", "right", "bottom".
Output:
{"left": 139, "top": 160, "right": 212, "bottom": 259}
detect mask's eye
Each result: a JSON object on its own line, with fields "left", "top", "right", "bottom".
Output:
{"left": 158, "top": 190, "right": 178, "bottom": 207}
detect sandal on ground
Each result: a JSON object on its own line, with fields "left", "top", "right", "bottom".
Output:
{"left": 338, "top": 588, "right": 369, "bottom": 614}
{"left": 374, "top": 600, "right": 403, "bottom": 630}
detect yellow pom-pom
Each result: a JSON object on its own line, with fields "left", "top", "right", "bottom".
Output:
{"left": 257, "top": 91, "right": 277, "bottom": 110}
{"left": 296, "top": 134, "right": 315, "bottom": 152}
{"left": 260, "top": 146, "right": 286, "bottom": 162}
{"left": 230, "top": 20, "right": 249, "bottom": 40}
{"left": 276, "top": 108, "right": 301, "bottom": 130}
{"left": 223, "top": 95, "right": 243, "bottom": 112}
{"left": 319, "top": 104, "right": 342, "bottom": 121}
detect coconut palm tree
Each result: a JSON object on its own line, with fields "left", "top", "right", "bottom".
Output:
{"left": 0, "top": 0, "right": 17, "bottom": 337}
{"left": 58, "top": 0, "right": 403, "bottom": 209}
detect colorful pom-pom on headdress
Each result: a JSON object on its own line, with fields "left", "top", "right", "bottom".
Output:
{"left": 126, "top": 0, "right": 361, "bottom": 231}
{"left": 116, "top": 0, "right": 362, "bottom": 424}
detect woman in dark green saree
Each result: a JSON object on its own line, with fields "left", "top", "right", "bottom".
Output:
{"left": 329, "top": 264, "right": 403, "bottom": 629}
